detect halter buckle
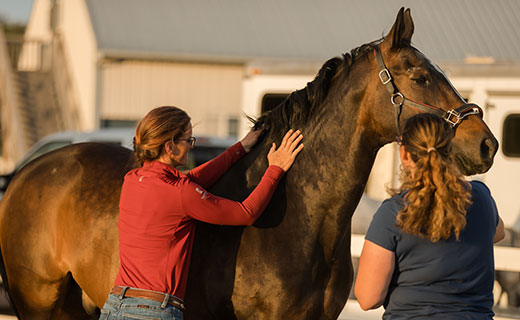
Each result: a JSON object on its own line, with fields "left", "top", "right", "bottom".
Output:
{"left": 445, "top": 105, "right": 483, "bottom": 127}
{"left": 445, "top": 109, "right": 462, "bottom": 127}
{"left": 379, "top": 69, "right": 392, "bottom": 85}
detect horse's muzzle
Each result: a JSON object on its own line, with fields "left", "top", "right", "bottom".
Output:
{"left": 480, "top": 136, "right": 498, "bottom": 170}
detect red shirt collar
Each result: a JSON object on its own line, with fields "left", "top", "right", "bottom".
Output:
{"left": 142, "top": 160, "right": 183, "bottom": 178}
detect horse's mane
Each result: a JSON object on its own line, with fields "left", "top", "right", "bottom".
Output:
{"left": 253, "top": 39, "right": 382, "bottom": 137}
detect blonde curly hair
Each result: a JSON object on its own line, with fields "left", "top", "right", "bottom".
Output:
{"left": 391, "top": 113, "right": 472, "bottom": 242}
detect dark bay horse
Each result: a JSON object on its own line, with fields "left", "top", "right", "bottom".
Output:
{"left": 0, "top": 8, "right": 498, "bottom": 319}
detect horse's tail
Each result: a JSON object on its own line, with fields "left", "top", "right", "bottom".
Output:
{"left": 0, "top": 202, "right": 20, "bottom": 318}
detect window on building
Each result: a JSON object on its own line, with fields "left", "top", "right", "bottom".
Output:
{"left": 228, "top": 117, "right": 239, "bottom": 138}
{"left": 261, "top": 93, "right": 289, "bottom": 114}
{"left": 502, "top": 114, "right": 520, "bottom": 157}
{"left": 100, "top": 119, "right": 137, "bottom": 128}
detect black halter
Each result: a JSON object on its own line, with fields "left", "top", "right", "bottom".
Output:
{"left": 374, "top": 45, "right": 483, "bottom": 137}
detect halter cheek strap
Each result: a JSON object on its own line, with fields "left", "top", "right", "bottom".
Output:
{"left": 374, "top": 45, "right": 483, "bottom": 136}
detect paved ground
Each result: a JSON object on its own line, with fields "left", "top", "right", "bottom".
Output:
{"left": 339, "top": 299, "right": 518, "bottom": 320}
{"left": 339, "top": 300, "right": 384, "bottom": 319}
{"left": 0, "top": 295, "right": 516, "bottom": 319}
{"left": 0, "top": 303, "right": 516, "bottom": 320}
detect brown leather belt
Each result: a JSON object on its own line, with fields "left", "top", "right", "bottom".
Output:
{"left": 111, "top": 286, "right": 185, "bottom": 311}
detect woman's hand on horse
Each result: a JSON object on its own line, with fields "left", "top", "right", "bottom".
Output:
{"left": 267, "top": 129, "right": 304, "bottom": 171}
{"left": 240, "top": 128, "right": 264, "bottom": 153}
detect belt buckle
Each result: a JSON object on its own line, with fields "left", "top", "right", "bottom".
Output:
{"left": 169, "top": 297, "right": 185, "bottom": 311}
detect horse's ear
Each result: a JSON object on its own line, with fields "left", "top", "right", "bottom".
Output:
{"left": 382, "top": 7, "right": 414, "bottom": 50}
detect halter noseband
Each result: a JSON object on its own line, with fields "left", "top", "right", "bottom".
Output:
{"left": 374, "top": 45, "right": 483, "bottom": 136}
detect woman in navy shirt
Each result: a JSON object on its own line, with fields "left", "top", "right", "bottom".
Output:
{"left": 355, "top": 113, "right": 505, "bottom": 319}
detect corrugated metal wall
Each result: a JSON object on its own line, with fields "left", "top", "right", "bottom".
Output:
{"left": 99, "top": 60, "right": 243, "bottom": 137}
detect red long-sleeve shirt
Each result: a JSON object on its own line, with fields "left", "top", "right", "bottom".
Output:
{"left": 115, "top": 142, "right": 284, "bottom": 300}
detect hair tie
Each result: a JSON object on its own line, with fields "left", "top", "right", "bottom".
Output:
{"left": 427, "top": 147, "right": 436, "bottom": 153}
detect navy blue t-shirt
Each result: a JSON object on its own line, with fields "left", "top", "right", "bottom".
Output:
{"left": 365, "top": 181, "right": 499, "bottom": 320}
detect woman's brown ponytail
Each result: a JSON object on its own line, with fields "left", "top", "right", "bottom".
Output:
{"left": 392, "top": 113, "right": 472, "bottom": 242}
{"left": 133, "top": 106, "right": 191, "bottom": 166}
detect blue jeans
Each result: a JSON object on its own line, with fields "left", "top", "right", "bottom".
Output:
{"left": 99, "top": 293, "right": 183, "bottom": 320}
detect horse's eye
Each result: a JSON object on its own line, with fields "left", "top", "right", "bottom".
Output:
{"left": 412, "top": 76, "right": 429, "bottom": 86}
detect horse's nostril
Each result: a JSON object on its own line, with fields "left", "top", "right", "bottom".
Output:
{"left": 481, "top": 138, "right": 498, "bottom": 162}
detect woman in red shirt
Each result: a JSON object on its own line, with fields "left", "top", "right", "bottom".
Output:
{"left": 99, "top": 106, "right": 303, "bottom": 320}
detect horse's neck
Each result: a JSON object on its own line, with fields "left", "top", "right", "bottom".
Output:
{"left": 212, "top": 74, "right": 383, "bottom": 255}
{"left": 249, "top": 101, "right": 380, "bottom": 219}
{"left": 299, "top": 110, "right": 379, "bottom": 219}
{"left": 222, "top": 106, "right": 380, "bottom": 261}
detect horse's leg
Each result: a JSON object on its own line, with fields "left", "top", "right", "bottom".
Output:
{"left": 6, "top": 269, "right": 92, "bottom": 319}
{"left": 323, "top": 258, "right": 353, "bottom": 319}
{"left": 69, "top": 255, "right": 118, "bottom": 313}
{"left": 1, "top": 213, "right": 94, "bottom": 319}
{"left": 63, "top": 211, "right": 120, "bottom": 310}
{"left": 1, "top": 231, "right": 61, "bottom": 318}
{"left": 50, "top": 274, "right": 98, "bottom": 319}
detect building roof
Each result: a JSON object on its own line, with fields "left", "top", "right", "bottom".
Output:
{"left": 85, "top": 0, "right": 520, "bottom": 64}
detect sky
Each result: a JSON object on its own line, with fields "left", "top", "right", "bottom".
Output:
{"left": 0, "top": 0, "right": 34, "bottom": 24}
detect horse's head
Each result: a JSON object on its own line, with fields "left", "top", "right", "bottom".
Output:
{"left": 361, "top": 8, "right": 497, "bottom": 175}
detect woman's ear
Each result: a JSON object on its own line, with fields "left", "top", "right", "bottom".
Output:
{"left": 165, "top": 141, "right": 180, "bottom": 156}
{"left": 399, "top": 145, "right": 416, "bottom": 169}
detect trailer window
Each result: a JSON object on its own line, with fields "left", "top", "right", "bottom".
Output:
{"left": 502, "top": 114, "right": 520, "bottom": 157}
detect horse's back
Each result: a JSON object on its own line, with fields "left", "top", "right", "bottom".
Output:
{"left": 1, "top": 142, "right": 135, "bottom": 221}
{"left": 0, "top": 143, "right": 136, "bottom": 318}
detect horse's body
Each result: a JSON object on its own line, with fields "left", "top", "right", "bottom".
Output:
{"left": 0, "top": 9, "right": 498, "bottom": 319}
